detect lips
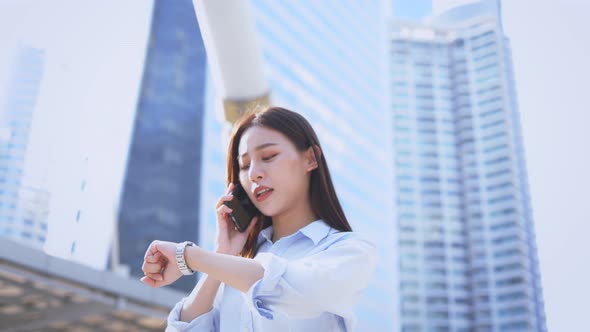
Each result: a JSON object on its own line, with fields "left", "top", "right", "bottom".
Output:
{"left": 254, "top": 186, "right": 274, "bottom": 202}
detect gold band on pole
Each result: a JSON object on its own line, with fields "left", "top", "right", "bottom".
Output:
{"left": 222, "top": 93, "right": 271, "bottom": 124}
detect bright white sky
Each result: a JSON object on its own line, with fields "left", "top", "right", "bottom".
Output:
{"left": 0, "top": 0, "right": 588, "bottom": 331}
{"left": 502, "top": 1, "right": 590, "bottom": 331}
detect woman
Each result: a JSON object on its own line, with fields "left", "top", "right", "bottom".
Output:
{"left": 140, "top": 106, "right": 377, "bottom": 331}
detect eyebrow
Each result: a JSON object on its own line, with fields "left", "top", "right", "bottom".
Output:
{"left": 240, "top": 143, "right": 278, "bottom": 158}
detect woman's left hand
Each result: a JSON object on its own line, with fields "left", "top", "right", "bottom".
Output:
{"left": 140, "top": 240, "right": 184, "bottom": 288}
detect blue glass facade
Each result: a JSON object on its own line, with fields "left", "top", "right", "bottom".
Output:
{"left": 199, "top": 1, "right": 397, "bottom": 330}
{"left": 391, "top": 1, "right": 546, "bottom": 331}
{"left": 117, "top": 0, "right": 207, "bottom": 293}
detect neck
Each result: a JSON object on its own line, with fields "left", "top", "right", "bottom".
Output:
{"left": 271, "top": 200, "right": 318, "bottom": 243}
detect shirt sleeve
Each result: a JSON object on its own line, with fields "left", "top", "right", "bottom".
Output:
{"left": 165, "top": 277, "right": 223, "bottom": 332}
{"left": 242, "top": 232, "right": 377, "bottom": 321}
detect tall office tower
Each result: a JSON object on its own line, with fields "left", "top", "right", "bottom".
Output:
{"left": 117, "top": 0, "right": 207, "bottom": 292}
{"left": 391, "top": 1, "right": 546, "bottom": 331}
{"left": 198, "top": 1, "right": 397, "bottom": 330}
{"left": 0, "top": 46, "right": 47, "bottom": 248}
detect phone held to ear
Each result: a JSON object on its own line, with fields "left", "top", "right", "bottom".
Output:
{"left": 223, "top": 183, "right": 260, "bottom": 232}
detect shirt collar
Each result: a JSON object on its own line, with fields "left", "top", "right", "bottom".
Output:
{"left": 299, "top": 219, "right": 332, "bottom": 244}
{"left": 260, "top": 225, "right": 274, "bottom": 243}
{"left": 258, "top": 219, "right": 332, "bottom": 245}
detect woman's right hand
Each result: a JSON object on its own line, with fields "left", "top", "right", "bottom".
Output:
{"left": 215, "top": 183, "right": 259, "bottom": 256}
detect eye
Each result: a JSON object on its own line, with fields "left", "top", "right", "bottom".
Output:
{"left": 239, "top": 158, "right": 250, "bottom": 170}
{"left": 262, "top": 153, "right": 278, "bottom": 161}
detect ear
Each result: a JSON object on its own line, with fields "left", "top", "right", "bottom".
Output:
{"left": 305, "top": 145, "right": 321, "bottom": 172}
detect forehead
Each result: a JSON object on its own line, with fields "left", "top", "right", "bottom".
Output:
{"left": 238, "top": 126, "right": 289, "bottom": 155}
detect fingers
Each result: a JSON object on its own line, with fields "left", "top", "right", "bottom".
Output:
{"left": 215, "top": 194, "right": 234, "bottom": 209}
{"left": 143, "top": 261, "right": 163, "bottom": 274}
{"left": 215, "top": 184, "right": 236, "bottom": 234}
{"left": 140, "top": 276, "right": 154, "bottom": 287}
{"left": 140, "top": 240, "right": 183, "bottom": 288}
{"left": 225, "top": 182, "right": 235, "bottom": 195}
{"left": 142, "top": 250, "right": 165, "bottom": 281}
{"left": 216, "top": 203, "right": 234, "bottom": 232}
{"left": 143, "top": 240, "right": 160, "bottom": 260}
{"left": 140, "top": 269, "right": 164, "bottom": 287}
{"left": 216, "top": 204, "right": 233, "bottom": 216}
{"left": 215, "top": 183, "right": 236, "bottom": 209}
{"left": 145, "top": 251, "right": 161, "bottom": 264}
{"left": 146, "top": 272, "right": 163, "bottom": 281}
{"left": 142, "top": 259, "right": 164, "bottom": 281}
{"left": 141, "top": 276, "right": 164, "bottom": 288}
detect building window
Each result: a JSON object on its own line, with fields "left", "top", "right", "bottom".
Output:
{"left": 494, "top": 262, "right": 522, "bottom": 273}
{"left": 496, "top": 277, "right": 524, "bottom": 287}
{"left": 492, "top": 234, "right": 519, "bottom": 245}
{"left": 497, "top": 291, "right": 526, "bottom": 302}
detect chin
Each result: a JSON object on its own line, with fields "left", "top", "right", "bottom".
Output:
{"left": 257, "top": 205, "right": 282, "bottom": 218}
{"left": 259, "top": 208, "right": 278, "bottom": 218}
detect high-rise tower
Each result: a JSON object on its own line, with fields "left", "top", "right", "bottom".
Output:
{"left": 0, "top": 46, "right": 47, "bottom": 248}
{"left": 391, "top": 1, "right": 546, "bottom": 331}
{"left": 117, "top": 0, "right": 208, "bottom": 293}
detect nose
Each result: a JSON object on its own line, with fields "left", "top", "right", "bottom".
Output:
{"left": 248, "top": 161, "right": 264, "bottom": 182}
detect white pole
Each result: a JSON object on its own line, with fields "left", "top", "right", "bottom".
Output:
{"left": 192, "top": 0, "right": 270, "bottom": 122}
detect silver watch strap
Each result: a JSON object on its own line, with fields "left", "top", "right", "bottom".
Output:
{"left": 176, "top": 241, "right": 195, "bottom": 276}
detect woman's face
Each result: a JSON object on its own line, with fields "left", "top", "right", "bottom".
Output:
{"left": 237, "top": 125, "right": 315, "bottom": 217}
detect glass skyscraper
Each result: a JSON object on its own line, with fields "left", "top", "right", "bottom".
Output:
{"left": 0, "top": 46, "right": 47, "bottom": 248}
{"left": 391, "top": 1, "right": 546, "bottom": 331}
{"left": 198, "top": 1, "right": 397, "bottom": 330}
{"left": 117, "top": 0, "right": 207, "bottom": 293}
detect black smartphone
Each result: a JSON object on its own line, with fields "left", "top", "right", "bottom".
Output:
{"left": 223, "top": 183, "right": 259, "bottom": 232}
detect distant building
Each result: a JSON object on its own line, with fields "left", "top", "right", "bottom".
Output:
{"left": 117, "top": 0, "right": 208, "bottom": 293}
{"left": 0, "top": 46, "right": 47, "bottom": 248}
{"left": 391, "top": 1, "right": 546, "bottom": 331}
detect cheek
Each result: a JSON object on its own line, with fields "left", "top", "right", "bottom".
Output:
{"left": 239, "top": 173, "right": 252, "bottom": 190}
{"left": 277, "top": 159, "right": 308, "bottom": 190}
{"left": 239, "top": 172, "right": 248, "bottom": 184}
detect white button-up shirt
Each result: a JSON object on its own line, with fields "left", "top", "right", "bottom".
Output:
{"left": 166, "top": 219, "right": 377, "bottom": 331}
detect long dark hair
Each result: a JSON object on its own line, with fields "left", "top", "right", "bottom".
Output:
{"left": 226, "top": 106, "right": 353, "bottom": 258}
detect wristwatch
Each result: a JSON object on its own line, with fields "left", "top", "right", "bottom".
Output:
{"left": 176, "top": 241, "right": 196, "bottom": 276}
